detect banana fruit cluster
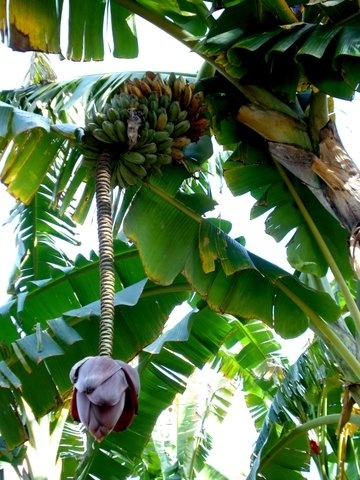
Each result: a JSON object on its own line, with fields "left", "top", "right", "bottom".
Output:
{"left": 82, "top": 71, "right": 209, "bottom": 189}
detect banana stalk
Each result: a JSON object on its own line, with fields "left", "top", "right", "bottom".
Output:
{"left": 96, "top": 151, "right": 115, "bottom": 357}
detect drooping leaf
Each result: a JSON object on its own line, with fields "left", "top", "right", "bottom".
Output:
{"left": 81, "top": 306, "right": 236, "bottom": 479}
{"left": 223, "top": 140, "right": 353, "bottom": 280}
{"left": 1, "top": 0, "right": 61, "bottom": 53}
{"left": 110, "top": 1, "right": 138, "bottom": 58}
{"left": 124, "top": 170, "right": 340, "bottom": 339}
{"left": 0, "top": 389, "right": 28, "bottom": 450}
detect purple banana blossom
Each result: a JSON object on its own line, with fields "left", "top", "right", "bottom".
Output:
{"left": 69, "top": 356, "right": 140, "bottom": 441}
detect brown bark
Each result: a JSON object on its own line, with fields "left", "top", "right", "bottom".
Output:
{"left": 313, "top": 121, "right": 360, "bottom": 232}
{"left": 268, "top": 120, "right": 360, "bottom": 279}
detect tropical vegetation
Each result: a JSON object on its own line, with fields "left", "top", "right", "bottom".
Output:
{"left": 0, "top": 1, "right": 360, "bottom": 479}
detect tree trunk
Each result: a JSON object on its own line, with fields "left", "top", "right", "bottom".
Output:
{"left": 268, "top": 120, "right": 360, "bottom": 279}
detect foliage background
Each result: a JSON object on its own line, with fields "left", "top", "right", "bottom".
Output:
{"left": 1, "top": 2, "right": 360, "bottom": 478}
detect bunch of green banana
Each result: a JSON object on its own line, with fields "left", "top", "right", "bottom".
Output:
{"left": 82, "top": 71, "right": 209, "bottom": 189}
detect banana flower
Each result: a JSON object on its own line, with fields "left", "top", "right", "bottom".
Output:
{"left": 69, "top": 356, "right": 140, "bottom": 441}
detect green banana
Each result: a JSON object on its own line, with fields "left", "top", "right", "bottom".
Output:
{"left": 167, "top": 72, "right": 176, "bottom": 88}
{"left": 119, "top": 109, "right": 130, "bottom": 122}
{"left": 85, "top": 122, "right": 99, "bottom": 133}
{"left": 146, "top": 129, "right": 155, "bottom": 143}
{"left": 106, "top": 107, "right": 120, "bottom": 123}
{"left": 92, "top": 128, "right": 113, "bottom": 144}
{"left": 149, "top": 97, "right": 159, "bottom": 113}
{"left": 144, "top": 153, "right": 158, "bottom": 165}
{"left": 136, "top": 126, "right": 150, "bottom": 147}
{"left": 168, "top": 101, "right": 181, "bottom": 122}
{"left": 156, "top": 108, "right": 168, "bottom": 131}
{"left": 153, "top": 131, "right": 170, "bottom": 143}
{"left": 157, "top": 154, "right": 172, "bottom": 165}
{"left": 157, "top": 138, "right": 173, "bottom": 152}
{"left": 147, "top": 110, "right": 158, "bottom": 130}
{"left": 94, "top": 112, "right": 107, "bottom": 127}
{"left": 137, "top": 142, "right": 157, "bottom": 154}
{"left": 102, "top": 120, "right": 119, "bottom": 142}
{"left": 173, "top": 119, "right": 191, "bottom": 137}
{"left": 122, "top": 151, "right": 146, "bottom": 164}
{"left": 138, "top": 103, "right": 149, "bottom": 118}
{"left": 115, "top": 93, "right": 131, "bottom": 110}
{"left": 114, "top": 120, "right": 127, "bottom": 143}
{"left": 165, "top": 122, "right": 175, "bottom": 135}
{"left": 177, "top": 110, "right": 188, "bottom": 122}
{"left": 148, "top": 91, "right": 158, "bottom": 103}
{"left": 150, "top": 164, "right": 163, "bottom": 177}
{"left": 119, "top": 163, "right": 139, "bottom": 186}
{"left": 159, "top": 93, "right": 171, "bottom": 109}
{"left": 124, "top": 160, "right": 148, "bottom": 178}
{"left": 116, "top": 169, "right": 127, "bottom": 189}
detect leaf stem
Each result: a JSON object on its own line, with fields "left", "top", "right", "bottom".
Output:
{"left": 260, "top": 414, "right": 360, "bottom": 473}
{"left": 143, "top": 180, "right": 202, "bottom": 223}
{"left": 309, "top": 91, "right": 329, "bottom": 149}
{"left": 278, "top": 281, "right": 360, "bottom": 379}
{"left": 275, "top": 161, "right": 360, "bottom": 334}
{"left": 263, "top": 0, "right": 299, "bottom": 24}
{"left": 114, "top": 0, "right": 202, "bottom": 52}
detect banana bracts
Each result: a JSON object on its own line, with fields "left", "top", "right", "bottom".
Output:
{"left": 83, "top": 72, "right": 210, "bottom": 189}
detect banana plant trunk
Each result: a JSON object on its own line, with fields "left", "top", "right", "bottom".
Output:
{"left": 268, "top": 121, "right": 360, "bottom": 279}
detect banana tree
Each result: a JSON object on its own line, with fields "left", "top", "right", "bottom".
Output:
{"left": 1, "top": 0, "right": 360, "bottom": 478}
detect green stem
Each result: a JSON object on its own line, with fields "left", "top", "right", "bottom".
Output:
{"left": 49, "top": 408, "right": 69, "bottom": 460}
{"left": 147, "top": 175, "right": 360, "bottom": 376}
{"left": 76, "top": 436, "right": 100, "bottom": 480}
{"left": 278, "top": 281, "right": 360, "bottom": 379}
{"left": 309, "top": 91, "right": 329, "bottom": 149}
{"left": 260, "top": 414, "right": 360, "bottom": 473}
{"left": 275, "top": 162, "right": 360, "bottom": 334}
{"left": 143, "top": 180, "right": 201, "bottom": 223}
{"left": 114, "top": 0, "right": 204, "bottom": 52}
{"left": 263, "top": 0, "right": 299, "bottom": 23}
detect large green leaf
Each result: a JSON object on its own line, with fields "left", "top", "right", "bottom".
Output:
{"left": 0, "top": 240, "right": 190, "bottom": 432}
{"left": 2, "top": 0, "right": 360, "bottom": 101}
{"left": 246, "top": 340, "right": 347, "bottom": 479}
{"left": 78, "top": 306, "right": 236, "bottom": 479}
{"left": 123, "top": 169, "right": 341, "bottom": 339}
{"left": 8, "top": 172, "right": 77, "bottom": 294}
{"left": 0, "top": 0, "right": 61, "bottom": 53}
{"left": 249, "top": 424, "right": 310, "bottom": 480}
{"left": 0, "top": 0, "right": 210, "bottom": 61}
{"left": 223, "top": 140, "right": 353, "bottom": 280}
{"left": 0, "top": 389, "right": 27, "bottom": 451}
{"left": 201, "top": 3, "right": 360, "bottom": 100}
{"left": 0, "top": 101, "right": 62, "bottom": 204}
